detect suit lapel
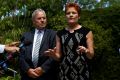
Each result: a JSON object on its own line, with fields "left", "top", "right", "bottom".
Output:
{"left": 40, "top": 29, "right": 48, "bottom": 49}
{"left": 29, "top": 30, "right": 35, "bottom": 60}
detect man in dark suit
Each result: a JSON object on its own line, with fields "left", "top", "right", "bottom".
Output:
{"left": 19, "top": 8, "right": 57, "bottom": 80}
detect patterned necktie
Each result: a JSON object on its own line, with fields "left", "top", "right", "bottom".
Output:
{"left": 32, "top": 31, "right": 42, "bottom": 67}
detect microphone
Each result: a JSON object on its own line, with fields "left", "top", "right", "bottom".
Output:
{"left": 19, "top": 40, "right": 32, "bottom": 48}
{"left": 19, "top": 37, "right": 32, "bottom": 48}
{"left": 0, "top": 40, "right": 32, "bottom": 74}
{"left": 11, "top": 40, "right": 32, "bottom": 58}
{"left": 0, "top": 40, "right": 32, "bottom": 66}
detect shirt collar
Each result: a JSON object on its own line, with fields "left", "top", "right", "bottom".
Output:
{"left": 35, "top": 28, "right": 44, "bottom": 34}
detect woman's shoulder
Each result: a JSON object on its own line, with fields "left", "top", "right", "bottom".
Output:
{"left": 57, "top": 28, "right": 66, "bottom": 32}
{"left": 77, "top": 26, "right": 91, "bottom": 35}
{"left": 81, "top": 26, "right": 90, "bottom": 31}
{"left": 57, "top": 28, "right": 67, "bottom": 36}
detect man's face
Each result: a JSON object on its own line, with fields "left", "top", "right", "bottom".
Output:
{"left": 33, "top": 11, "right": 47, "bottom": 29}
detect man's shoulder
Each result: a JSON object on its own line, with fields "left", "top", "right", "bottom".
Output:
{"left": 45, "top": 29, "right": 56, "bottom": 34}
{"left": 46, "top": 29, "right": 56, "bottom": 31}
{"left": 22, "top": 30, "right": 34, "bottom": 35}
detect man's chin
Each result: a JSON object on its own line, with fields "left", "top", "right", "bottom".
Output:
{"left": 37, "top": 27, "right": 45, "bottom": 30}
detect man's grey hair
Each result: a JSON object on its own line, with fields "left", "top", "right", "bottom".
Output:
{"left": 32, "top": 8, "right": 46, "bottom": 20}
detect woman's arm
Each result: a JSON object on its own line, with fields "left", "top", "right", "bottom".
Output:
{"left": 86, "top": 31, "right": 94, "bottom": 59}
{"left": 44, "top": 35, "right": 62, "bottom": 61}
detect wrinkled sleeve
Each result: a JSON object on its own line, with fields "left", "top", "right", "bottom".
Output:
{"left": 0, "top": 44, "right": 5, "bottom": 53}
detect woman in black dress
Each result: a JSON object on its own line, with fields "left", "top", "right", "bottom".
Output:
{"left": 45, "top": 3, "right": 94, "bottom": 80}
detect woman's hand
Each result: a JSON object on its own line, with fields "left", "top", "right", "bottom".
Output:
{"left": 76, "top": 46, "right": 88, "bottom": 54}
{"left": 44, "top": 47, "right": 60, "bottom": 61}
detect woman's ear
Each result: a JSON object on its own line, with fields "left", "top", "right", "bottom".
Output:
{"left": 78, "top": 16, "right": 80, "bottom": 19}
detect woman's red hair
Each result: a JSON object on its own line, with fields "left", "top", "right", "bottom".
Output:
{"left": 65, "top": 3, "right": 81, "bottom": 16}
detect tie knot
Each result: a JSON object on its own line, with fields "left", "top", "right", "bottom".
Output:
{"left": 37, "top": 30, "right": 42, "bottom": 34}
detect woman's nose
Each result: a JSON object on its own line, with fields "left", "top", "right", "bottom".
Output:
{"left": 70, "top": 13, "right": 73, "bottom": 17}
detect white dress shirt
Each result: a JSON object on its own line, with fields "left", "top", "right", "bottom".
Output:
{"left": 32, "top": 29, "right": 44, "bottom": 61}
{"left": 0, "top": 44, "right": 5, "bottom": 53}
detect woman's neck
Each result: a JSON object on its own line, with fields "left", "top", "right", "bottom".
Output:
{"left": 66, "top": 24, "right": 81, "bottom": 33}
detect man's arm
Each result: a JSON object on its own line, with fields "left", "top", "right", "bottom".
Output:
{"left": 19, "top": 35, "right": 31, "bottom": 73}
{"left": 40, "top": 30, "right": 56, "bottom": 73}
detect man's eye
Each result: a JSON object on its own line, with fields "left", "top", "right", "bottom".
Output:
{"left": 43, "top": 17, "right": 46, "bottom": 19}
{"left": 37, "top": 18, "right": 41, "bottom": 19}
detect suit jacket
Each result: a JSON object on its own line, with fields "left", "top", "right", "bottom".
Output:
{"left": 19, "top": 28, "right": 58, "bottom": 80}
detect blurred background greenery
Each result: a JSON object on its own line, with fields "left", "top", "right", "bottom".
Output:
{"left": 0, "top": 0, "right": 120, "bottom": 80}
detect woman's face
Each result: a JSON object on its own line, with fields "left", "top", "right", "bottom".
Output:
{"left": 66, "top": 7, "right": 80, "bottom": 25}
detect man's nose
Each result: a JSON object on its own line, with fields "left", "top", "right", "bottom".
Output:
{"left": 41, "top": 19, "right": 45, "bottom": 23}
{"left": 41, "top": 18, "right": 44, "bottom": 21}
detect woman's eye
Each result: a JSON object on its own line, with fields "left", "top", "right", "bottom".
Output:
{"left": 66, "top": 12, "right": 70, "bottom": 15}
{"left": 72, "top": 12, "right": 76, "bottom": 14}
{"left": 66, "top": 12, "right": 77, "bottom": 15}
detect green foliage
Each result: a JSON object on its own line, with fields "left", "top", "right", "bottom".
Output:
{"left": 0, "top": 74, "right": 20, "bottom": 80}
{"left": 81, "top": 19, "right": 113, "bottom": 54}
{"left": 0, "top": 16, "right": 30, "bottom": 44}
{"left": 80, "top": 7, "right": 120, "bottom": 80}
{"left": 48, "top": 12, "right": 67, "bottom": 30}
{"left": 87, "top": 6, "right": 120, "bottom": 53}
